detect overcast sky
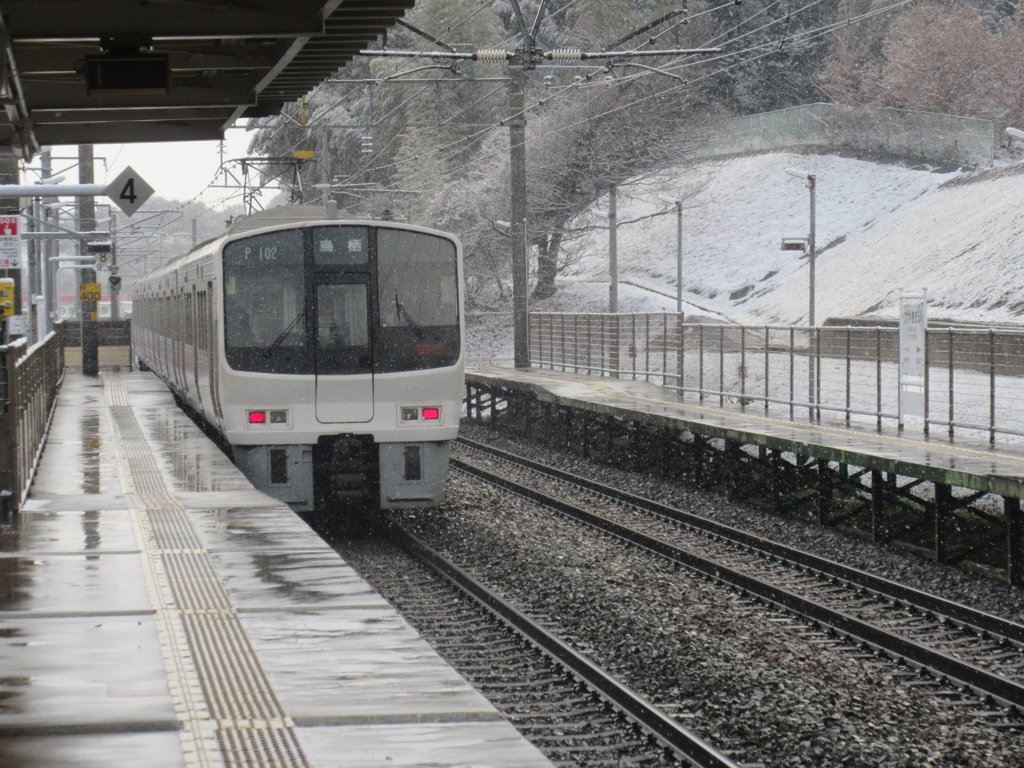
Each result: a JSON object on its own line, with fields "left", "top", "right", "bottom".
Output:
{"left": 28, "top": 124, "right": 253, "bottom": 205}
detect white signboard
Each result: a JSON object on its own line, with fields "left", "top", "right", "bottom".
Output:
{"left": 899, "top": 289, "right": 928, "bottom": 421}
{"left": 0, "top": 215, "right": 20, "bottom": 267}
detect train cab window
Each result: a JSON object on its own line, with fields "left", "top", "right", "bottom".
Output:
{"left": 311, "top": 226, "right": 369, "bottom": 265}
{"left": 375, "top": 228, "right": 460, "bottom": 372}
{"left": 378, "top": 229, "right": 458, "bottom": 328}
{"left": 317, "top": 284, "right": 369, "bottom": 348}
{"left": 315, "top": 283, "right": 372, "bottom": 375}
{"left": 223, "top": 230, "right": 307, "bottom": 373}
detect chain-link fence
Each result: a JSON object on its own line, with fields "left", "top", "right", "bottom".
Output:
{"left": 529, "top": 313, "right": 1024, "bottom": 444}
{"left": 702, "top": 103, "right": 995, "bottom": 168}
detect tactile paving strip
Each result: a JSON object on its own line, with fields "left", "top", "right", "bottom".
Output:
{"left": 103, "top": 373, "right": 310, "bottom": 768}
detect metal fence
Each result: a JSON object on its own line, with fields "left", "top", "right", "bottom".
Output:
{"left": 701, "top": 103, "right": 995, "bottom": 168}
{"left": 0, "top": 332, "right": 64, "bottom": 516}
{"left": 529, "top": 313, "right": 1024, "bottom": 444}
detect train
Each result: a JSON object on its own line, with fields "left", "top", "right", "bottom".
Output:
{"left": 131, "top": 204, "right": 464, "bottom": 511}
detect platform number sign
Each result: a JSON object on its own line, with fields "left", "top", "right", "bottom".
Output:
{"left": 103, "top": 166, "right": 154, "bottom": 216}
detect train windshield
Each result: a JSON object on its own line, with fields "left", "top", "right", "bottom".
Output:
{"left": 377, "top": 229, "right": 458, "bottom": 328}
{"left": 222, "top": 225, "right": 460, "bottom": 374}
{"left": 223, "top": 230, "right": 307, "bottom": 373}
{"left": 375, "top": 228, "right": 459, "bottom": 373}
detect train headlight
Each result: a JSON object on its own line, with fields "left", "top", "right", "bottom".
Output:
{"left": 422, "top": 407, "right": 440, "bottom": 420}
{"left": 401, "top": 407, "right": 419, "bottom": 421}
{"left": 248, "top": 410, "right": 267, "bottom": 424}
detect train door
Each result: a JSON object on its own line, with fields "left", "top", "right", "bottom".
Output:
{"left": 313, "top": 274, "right": 374, "bottom": 422}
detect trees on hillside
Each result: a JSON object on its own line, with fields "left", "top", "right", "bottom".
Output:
{"left": 819, "top": 3, "right": 1024, "bottom": 128}
{"left": 253, "top": 0, "right": 1015, "bottom": 306}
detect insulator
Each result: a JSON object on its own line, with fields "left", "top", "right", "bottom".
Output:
{"left": 475, "top": 49, "right": 508, "bottom": 63}
{"left": 547, "top": 48, "right": 583, "bottom": 62}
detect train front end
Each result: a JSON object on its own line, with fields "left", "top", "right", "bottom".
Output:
{"left": 217, "top": 217, "right": 463, "bottom": 511}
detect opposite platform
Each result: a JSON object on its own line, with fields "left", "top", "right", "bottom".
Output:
{"left": 467, "top": 364, "right": 1024, "bottom": 500}
{"left": 0, "top": 371, "right": 553, "bottom": 768}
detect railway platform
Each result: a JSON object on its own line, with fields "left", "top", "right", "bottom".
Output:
{"left": 0, "top": 371, "right": 554, "bottom": 768}
{"left": 465, "top": 364, "right": 1024, "bottom": 584}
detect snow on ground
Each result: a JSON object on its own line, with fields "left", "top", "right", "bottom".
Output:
{"left": 467, "top": 150, "right": 1024, "bottom": 363}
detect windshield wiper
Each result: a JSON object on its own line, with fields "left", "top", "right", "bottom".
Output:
{"left": 396, "top": 292, "right": 424, "bottom": 339}
{"left": 263, "top": 311, "right": 304, "bottom": 357}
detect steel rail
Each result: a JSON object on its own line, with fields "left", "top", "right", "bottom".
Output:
{"left": 452, "top": 448, "right": 1024, "bottom": 712}
{"left": 389, "top": 524, "right": 742, "bottom": 768}
{"left": 458, "top": 437, "right": 1024, "bottom": 647}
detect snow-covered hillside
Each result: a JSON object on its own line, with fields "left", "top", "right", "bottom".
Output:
{"left": 552, "top": 151, "right": 1024, "bottom": 323}
{"left": 469, "top": 151, "right": 1024, "bottom": 362}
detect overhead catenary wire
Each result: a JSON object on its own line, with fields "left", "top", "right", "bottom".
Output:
{"left": 101, "top": 0, "right": 919, "bottom": 291}
{"left": 375, "top": 0, "right": 917, "bottom": 197}
{"left": 189, "top": 0, "right": 915, "bottom": 212}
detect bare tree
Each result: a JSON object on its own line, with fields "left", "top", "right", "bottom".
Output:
{"left": 819, "top": 3, "right": 1024, "bottom": 129}
{"left": 525, "top": 74, "right": 710, "bottom": 298}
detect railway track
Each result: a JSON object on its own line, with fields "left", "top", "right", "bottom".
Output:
{"left": 326, "top": 519, "right": 743, "bottom": 768}
{"left": 454, "top": 436, "right": 1024, "bottom": 715}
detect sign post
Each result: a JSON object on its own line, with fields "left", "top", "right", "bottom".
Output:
{"left": 899, "top": 289, "right": 928, "bottom": 429}
{"left": 0, "top": 163, "right": 153, "bottom": 346}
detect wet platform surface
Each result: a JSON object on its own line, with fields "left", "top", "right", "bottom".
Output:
{"left": 1, "top": 372, "right": 553, "bottom": 768}
{"left": 468, "top": 364, "right": 1024, "bottom": 499}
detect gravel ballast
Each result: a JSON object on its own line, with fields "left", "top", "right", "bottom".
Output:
{"left": 394, "top": 424, "right": 1024, "bottom": 767}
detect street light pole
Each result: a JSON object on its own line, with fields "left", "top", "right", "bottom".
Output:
{"left": 808, "top": 175, "right": 816, "bottom": 326}
{"left": 658, "top": 194, "right": 684, "bottom": 313}
{"left": 674, "top": 201, "right": 682, "bottom": 313}
{"left": 786, "top": 168, "right": 818, "bottom": 418}
{"left": 786, "top": 168, "right": 816, "bottom": 326}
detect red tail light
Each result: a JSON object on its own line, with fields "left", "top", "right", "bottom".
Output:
{"left": 248, "top": 411, "right": 266, "bottom": 424}
{"left": 422, "top": 407, "right": 440, "bottom": 420}
{"left": 416, "top": 342, "right": 445, "bottom": 357}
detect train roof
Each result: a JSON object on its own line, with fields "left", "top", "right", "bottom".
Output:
{"left": 224, "top": 204, "right": 357, "bottom": 234}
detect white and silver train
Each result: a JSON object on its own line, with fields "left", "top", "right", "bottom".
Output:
{"left": 132, "top": 205, "right": 464, "bottom": 511}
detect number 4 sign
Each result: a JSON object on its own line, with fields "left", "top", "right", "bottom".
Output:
{"left": 103, "top": 166, "right": 155, "bottom": 216}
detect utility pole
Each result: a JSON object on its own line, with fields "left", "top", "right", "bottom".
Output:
{"left": 509, "top": 69, "right": 530, "bottom": 368}
{"left": 0, "top": 148, "right": 18, "bottom": 346}
{"left": 40, "top": 150, "right": 53, "bottom": 337}
{"left": 608, "top": 182, "right": 618, "bottom": 313}
{"left": 79, "top": 144, "right": 98, "bottom": 377}
{"left": 507, "top": 0, "right": 541, "bottom": 370}
{"left": 358, "top": 1, "right": 720, "bottom": 369}
{"left": 109, "top": 211, "right": 120, "bottom": 320}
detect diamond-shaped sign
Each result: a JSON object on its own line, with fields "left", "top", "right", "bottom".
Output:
{"left": 104, "top": 166, "right": 154, "bottom": 216}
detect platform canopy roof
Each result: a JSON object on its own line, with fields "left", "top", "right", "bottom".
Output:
{"left": 0, "top": 0, "right": 415, "bottom": 158}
